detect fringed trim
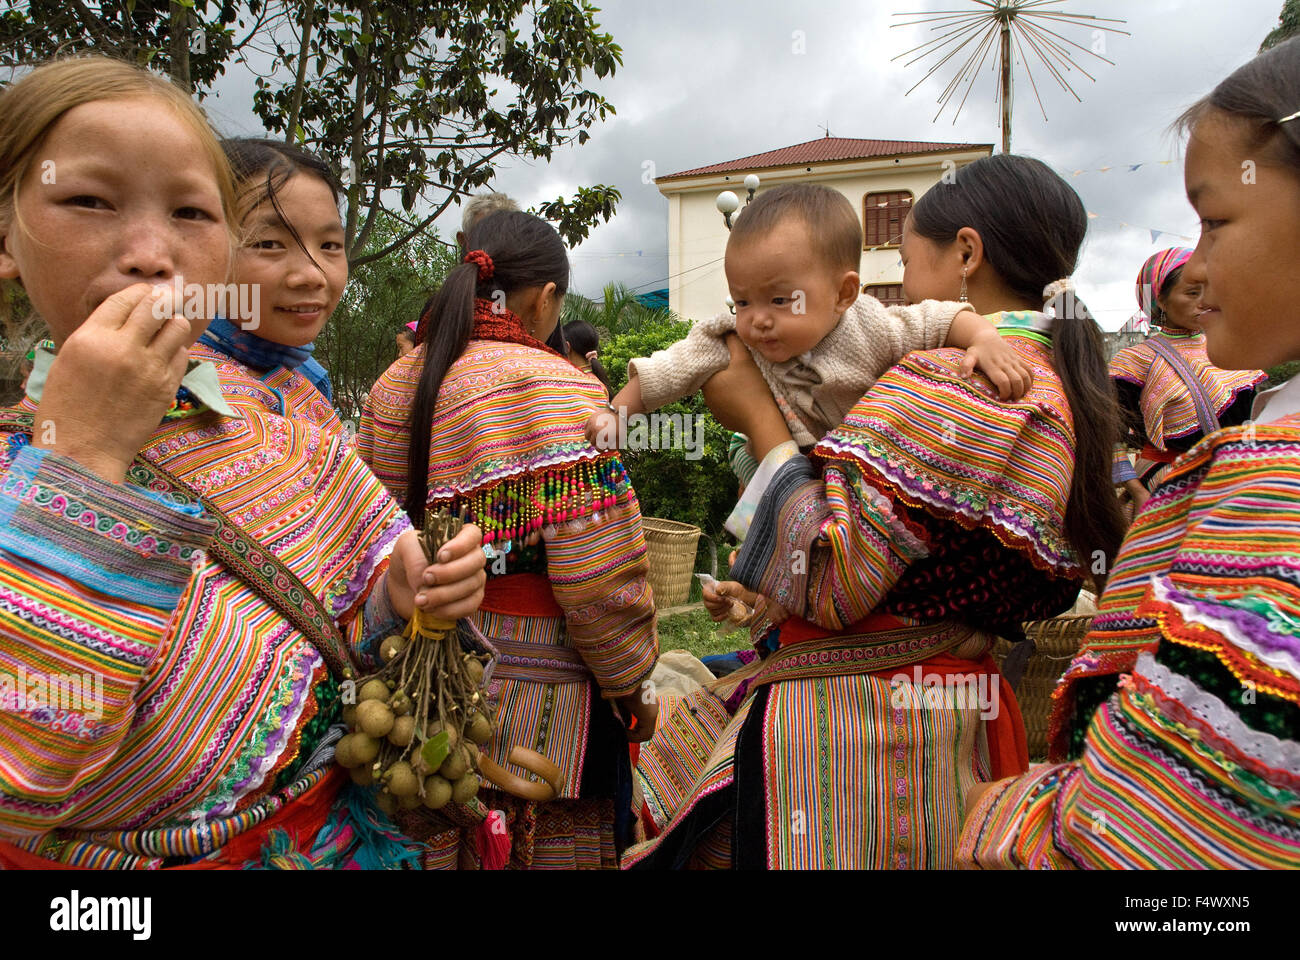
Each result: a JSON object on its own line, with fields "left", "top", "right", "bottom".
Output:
{"left": 430, "top": 455, "right": 633, "bottom": 546}
{"left": 244, "top": 783, "right": 425, "bottom": 870}
{"left": 816, "top": 447, "right": 1081, "bottom": 580}
{"left": 1144, "top": 596, "right": 1300, "bottom": 707}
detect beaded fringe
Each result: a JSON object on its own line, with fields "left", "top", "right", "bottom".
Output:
{"left": 434, "top": 456, "right": 632, "bottom": 546}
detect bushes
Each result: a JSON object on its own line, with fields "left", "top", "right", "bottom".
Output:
{"left": 600, "top": 314, "right": 739, "bottom": 548}
{"left": 1266, "top": 359, "right": 1300, "bottom": 387}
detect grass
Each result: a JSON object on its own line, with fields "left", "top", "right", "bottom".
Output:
{"left": 656, "top": 607, "right": 751, "bottom": 661}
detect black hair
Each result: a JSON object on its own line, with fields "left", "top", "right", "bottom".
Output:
{"left": 222, "top": 137, "right": 344, "bottom": 279}
{"left": 403, "top": 210, "right": 570, "bottom": 524}
{"left": 1178, "top": 36, "right": 1300, "bottom": 176}
{"left": 562, "top": 320, "right": 613, "bottom": 397}
{"left": 910, "top": 153, "right": 1126, "bottom": 582}
{"left": 1151, "top": 263, "right": 1188, "bottom": 327}
{"left": 411, "top": 292, "right": 438, "bottom": 346}
{"left": 544, "top": 320, "right": 569, "bottom": 357}
{"left": 396, "top": 327, "right": 415, "bottom": 343}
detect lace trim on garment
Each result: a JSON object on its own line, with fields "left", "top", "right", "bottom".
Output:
{"left": 1137, "top": 652, "right": 1300, "bottom": 777}
{"left": 1150, "top": 577, "right": 1300, "bottom": 683}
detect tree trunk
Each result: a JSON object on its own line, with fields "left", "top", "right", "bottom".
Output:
{"left": 169, "top": 1, "right": 192, "bottom": 92}
{"left": 285, "top": 0, "right": 318, "bottom": 143}
{"left": 344, "top": 3, "right": 374, "bottom": 257}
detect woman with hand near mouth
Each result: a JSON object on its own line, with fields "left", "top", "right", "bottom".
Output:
{"left": 0, "top": 57, "right": 486, "bottom": 869}
{"left": 1110, "top": 246, "right": 1266, "bottom": 509}
{"left": 191, "top": 138, "right": 348, "bottom": 434}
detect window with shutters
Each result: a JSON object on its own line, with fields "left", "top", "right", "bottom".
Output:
{"left": 863, "top": 191, "right": 912, "bottom": 248}
{"left": 863, "top": 283, "right": 905, "bottom": 307}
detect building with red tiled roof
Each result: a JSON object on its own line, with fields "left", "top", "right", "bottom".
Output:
{"left": 658, "top": 136, "right": 990, "bottom": 181}
{"left": 655, "top": 135, "right": 994, "bottom": 322}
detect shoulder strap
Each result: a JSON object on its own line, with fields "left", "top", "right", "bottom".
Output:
{"left": 1145, "top": 336, "right": 1221, "bottom": 435}
{"left": 1, "top": 408, "right": 357, "bottom": 679}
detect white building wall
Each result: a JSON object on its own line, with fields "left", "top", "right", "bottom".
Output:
{"left": 658, "top": 149, "right": 990, "bottom": 324}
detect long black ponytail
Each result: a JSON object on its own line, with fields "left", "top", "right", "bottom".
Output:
{"left": 403, "top": 210, "right": 570, "bottom": 525}
{"left": 910, "top": 154, "right": 1126, "bottom": 582}
{"left": 561, "top": 320, "right": 613, "bottom": 398}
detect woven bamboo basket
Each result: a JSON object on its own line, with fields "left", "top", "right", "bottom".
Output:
{"left": 992, "top": 614, "right": 1094, "bottom": 761}
{"left": 641, "top": 517, "right": 702, "bottom": 608}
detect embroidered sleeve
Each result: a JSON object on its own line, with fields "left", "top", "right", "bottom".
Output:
{"left": 304, "top": 436, "right": 412, "bottom": 664}
{"left": 354, "top": 392, "right": 378, "bottom": 472}
{"left": 732, "top": 454, "right": 928, "bottom": 633}
{"left": 0, "top": 444, "right": 215, "bottom": 836}
{"left": 1111, "top": 443, "right": 1139, "bottom": 484}
{"left": 544, "top": 496, "right": 658, "bottom": 698}
{"left": 956, "top": 764, "right": 1079, "bottom": 869}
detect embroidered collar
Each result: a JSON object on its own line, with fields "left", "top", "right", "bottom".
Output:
{"left": 198, "top": 317, "right": 334, "bottom": 402}
{"left": 26, "top": 344, "right": 239, "bottom": 420}
{"left": 1153, "top": 327, "right": 1200, "bottom": 341}
{"left": 470, "top": 299, "right": 563, "bottom": 358}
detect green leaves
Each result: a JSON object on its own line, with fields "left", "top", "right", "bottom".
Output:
{"left": 251, "top": 1, "right": 623, "bottom": 263}
{"left": 535, "top": 184, "right": 621, "bottom": 248}
{"left": 584, "top": 311, "right": 739, "bottom": 540}
{"left": 420, "top": 730, "right": 451, "bottom": 771}
{"left": 0, "top": 0, "right": 243, "bottom": 95}
{"left": 1, "top": 1, "right": 624, "bottom": 275}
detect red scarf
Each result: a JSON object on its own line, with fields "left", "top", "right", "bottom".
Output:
{"left": 470, "top": 299, "right": 563, "bottom": 358}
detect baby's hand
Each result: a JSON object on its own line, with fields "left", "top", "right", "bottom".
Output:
{"left": 585, "top": 410, "right": 619, "bottom": 450}
{"left": 960, "top": 330, "right": 1034, "bottom": 401}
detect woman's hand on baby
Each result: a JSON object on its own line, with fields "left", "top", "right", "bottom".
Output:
{"left": 702, "top": 334, "right": 792, "bottom": 459}
{"left": 33, "top": 283, "right": 192, "bottom": 483}
{"left": 960, "top": 329, "right": 1035, "bottom": 401}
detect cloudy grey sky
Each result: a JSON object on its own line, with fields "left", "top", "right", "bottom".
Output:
{"left": 204, "top": 0, "right": 1288, "bottom": 331}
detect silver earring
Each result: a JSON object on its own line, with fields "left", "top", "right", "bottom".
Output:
{"left": 959, "top": 266, "right": 969, "bottom": 303}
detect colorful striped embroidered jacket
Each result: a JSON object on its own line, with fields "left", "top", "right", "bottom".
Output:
{"left": 357, "top": 339, "right": 658, "bottom": 801}
{"left": 960, "top": 418, "right": 1300, "bottom": 869}
{"left": 1110, "top": 330, "right": 1264, "bottom": 464}
{"left": 0, "top": 401, "right": 408, "bottom": 867}
{"left": 626, "top": 314, "right": 1085, "bottom": 869}
{"left": 189, "top": 341, "right": 344, "bottom": 436}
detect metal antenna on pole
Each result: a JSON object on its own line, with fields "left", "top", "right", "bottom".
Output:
{"left": 891, "top": 0, "right": 1129, "bottom": 154}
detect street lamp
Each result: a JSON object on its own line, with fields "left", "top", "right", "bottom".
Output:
{"left": 715, "top": 190, "right": 740, "bottom": 229}
{"left": 716, "top": 174, "right": 760, "bottom": 230}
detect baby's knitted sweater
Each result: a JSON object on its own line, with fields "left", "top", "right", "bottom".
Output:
{"left": 629, "top": 295, "right": 966, "bottom": 447}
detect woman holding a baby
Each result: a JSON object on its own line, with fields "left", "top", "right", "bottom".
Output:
{"left": 623, "top": 155, "right": 1125, "bottom": 869}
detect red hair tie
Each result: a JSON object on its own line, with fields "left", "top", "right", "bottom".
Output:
{"left": 464, "top": 249, "right": 495, "bottom": 281}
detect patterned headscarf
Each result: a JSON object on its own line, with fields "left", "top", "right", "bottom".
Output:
{"left": 1135, "top": 247, "right": 1193, "bottom": 325}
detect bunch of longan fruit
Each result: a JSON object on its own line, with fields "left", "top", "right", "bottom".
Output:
{"left": 334, "top": 639, "right": 495, "bottom": 816}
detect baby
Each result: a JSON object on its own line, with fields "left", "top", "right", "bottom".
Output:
{"left": 587, "top": 182, "right": 1031, "bottom": 452}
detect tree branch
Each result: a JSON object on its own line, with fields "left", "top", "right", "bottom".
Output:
{"left": 349, "top": 145, "right": 510, "bottom": 268}
{"left": 352, "top": 69, "right": 393, "bottom": 255}
{"left": 284, "top": 0, "right": 317, "bottom": 142}
{"left": 343, "top": 2, "right": 374, "bottom": 251}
